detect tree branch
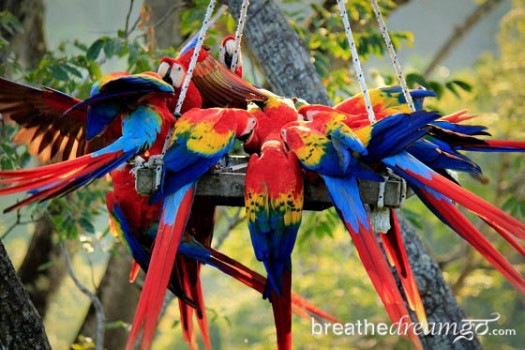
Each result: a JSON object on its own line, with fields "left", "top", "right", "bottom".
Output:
{"left": 423, "top": 0, "right": 504, "bottom": 78}
{"left": 60, "top": 242, "right": 105, "bottom": 350}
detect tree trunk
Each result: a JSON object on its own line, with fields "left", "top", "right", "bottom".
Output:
{"left": 76, "top": 245, "right": 141, "bottom": 350}
{"left": 0, "top": 240, "right": 51, "bottom": 350}
{"left": 17, "top": 216, "right": 66, "bottom": 318}
{"left": 0, "top": 0, "right": 47, "bottom": 69}
{"left": 221, "top": 1, "right": 480, "bottom": 348}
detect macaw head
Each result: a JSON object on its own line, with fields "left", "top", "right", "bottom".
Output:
{"left": 219, "top": 35, "right": 242, "bottom": 76}
{"left": 220, "top": 109, "right": 257, "bottom": 143}
{"left": 297, "top": 104, "right": 340, "bottom": 121}
{"left": 158, "top": 57, "right": 186, "bottom": 89}
{"left": 280, "top": 121, "right": 313, "bottom": 152}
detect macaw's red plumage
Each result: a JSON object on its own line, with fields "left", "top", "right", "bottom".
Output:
{"left": 174, "top": 46, "right": 268, "bottom": 108}
{"left": 282, "top": 117, "right": 426, "bottom": 348}
{"left": 0, "top": 72, "right": 176, "bottom": 213}
{"left": 381, "top": 210, "right": 427, "bottom": 327}
{"left": 303, "top": 110, "right": 525, "bottom": 297}
{"left": 157, "top": 57, "right": 204, "bottom": 113}
{"left": 219, "top": 35, "right": 243, "bottom": 77}
{"left": 334, "top": 85, "right": 436, "bottom": 121}
{"left": 126, "top": 108, "right": 257, "bottom": 350}
{"left": 244, "top": 96, "right": 301, "bottom": 153}
{"left": 245, "top": 140, "right": 304, "bottom": 350}
{"left": 243, "top": 96, "right": 304, "bottom": 349}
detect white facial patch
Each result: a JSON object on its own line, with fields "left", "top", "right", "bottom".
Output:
{"left": 225, "top": 39, "right": 236, "bottom": 56}
{"left": 170, "top": 63, "right": 185, "bottom": 88}
{"left": 305, "top": 110, "right": 320, "bottom": 121}
{"left": 157, "top": 62, "right": 170, "bottom": 78}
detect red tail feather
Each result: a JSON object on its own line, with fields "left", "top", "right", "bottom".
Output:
{"left": 483, "top": 140, "right": 525, "bottom": 150}
{"left": 344, "top": 221, "right": 422, "bottom": 349}
{"left": 420, "top": 189, "right": 525, "bottom": 294}
{"left": 193, "top": 277, "right": 211, "bottom": 350}
{"left": 0, "top": 152, "right": 122, "bottom": 212}
{"left": 381, "top": 210, "right": 428, "bottom": 327}
{"left": 441, "top": 110, "right": 477, "bottom": 123}
{"left": 179, "top": 259, "right": 198, "bottom": 350}
{"left": 405, "top": 168, "right": 525, "bottom": 241}
{"left": 178, "top": 299, "right": 197, "bottom": 350}
{"left": 270, "top": 269, "right": 292, "bottom": 350}
{"left": 126, "top": 186, "right": 195, "bottom": 350}
{"left": 209, "top": 248, "right": 340, "bottom": 323}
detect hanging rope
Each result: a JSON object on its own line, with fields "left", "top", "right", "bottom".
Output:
{"left": 178, "top": 5, "right": 227, "bottom": 55}
{"left": 371, "top": 0, "right": 415, "bottom": 112}
{"left": 336, "top": 0, "right": 376, "bottom": 124}
{"left": 230, "top": 0, "right": 250, "bottom": 72}
{"left": 161, "top": 0, "right": 217, "bottom": 155}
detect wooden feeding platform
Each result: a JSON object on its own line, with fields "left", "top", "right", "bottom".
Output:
{"left": 193, "top": 156, "right": 410, "bottom": 211}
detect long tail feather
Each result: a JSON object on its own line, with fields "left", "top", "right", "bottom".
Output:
{"left": 321, "top": 175, "right": 421, "bottom": 349}
{"left": 270, "top": 268, "right": 292, "bottom": 350}
{"left": 381, "top": 210, "right": 428, "bottom": 327}
{"left": 207, "top": 248, "right": 340, "bottom": 323}
{"left": 384, "top": 152, "right": 525, "bottom": 241}
{"left": 459, "top": 139, "right": 525, "bottom": 152}
{"left": 0, "top": 151, "right": 129, "bottom": 212}
{"left": 184, "top": 261, "right": 211, "bottom": 350}
{"left": 178, "top": 299, "right": 197, "bottom": 350}
{"left": 126, "top": 182, "right": 196, "bottom": 350}
{"left": 415, "top": 186, "right": 525, "bottom": 294}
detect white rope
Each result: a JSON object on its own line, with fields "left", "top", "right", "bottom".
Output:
{"left": 371, "top": 0, "right": 415, "bottom": 112}
{"left": 161, "top": 0, "right": 217, "bottom": 155}
{"left": 230, "top": 0, "right": 250, "bottom": 72}
{"left": 336, "top": 0, "right": 376, "bottom": 124}
{"left": 178, "top": 5, "right": 227, "bottom": 54}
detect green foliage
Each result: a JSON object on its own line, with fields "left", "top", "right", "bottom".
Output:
{"left": 0, "top": 11, "right": 23, "bottom": 75}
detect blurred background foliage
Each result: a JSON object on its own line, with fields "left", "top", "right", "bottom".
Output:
{"left": 0, "top": 0, "right": 524, "bottom": 349}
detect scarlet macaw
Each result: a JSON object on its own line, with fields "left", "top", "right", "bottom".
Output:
{"left": 107, "top": 166, "right": 338, "bottom": 350}
{"left": 125, "top": 107, "right": 257, "bottom": 350}
{"left": 281, "top": 111, "right": 449, "bottom": 349}
{"left": 244, "top": 96, "right": 303, "bottom": 350}
{"left": 155, "top": 52, "right": 268, "bottom": 347}
{"left": 219, "top": 35, "right": 243, "bottom": 77}
{"left": 0, "top": 72, "right": 176, "bottom": 212}
{"left": 288, "top": 110, "right": 525, "bottom": 297}
{"left": 170, "top": 45, "right": 267, "bottom": 108}
{"left": 297, "top": 96, "right": 525, "bottom": 313}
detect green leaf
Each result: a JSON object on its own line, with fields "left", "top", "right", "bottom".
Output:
{"left": 63, "top": 64, "right": 83, "bottom": 78}
{"left": 86, "top": 38, "right": 106, "bottom": 61}
{"left": 49, "top": 64, "right": 69, "bottom": 81}
{"left": 79, "top": 217, "right": 95, "bottom": 234}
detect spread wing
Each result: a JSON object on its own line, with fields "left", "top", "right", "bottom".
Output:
{"left": 0, "top": 78, "right": 119, "bottom": 163}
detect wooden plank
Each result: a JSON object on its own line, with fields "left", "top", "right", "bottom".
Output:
{"left": 196, "top": 169, "right": 409, "bottom": 210}
{"left": 135, "top": 155, "right": 410, "bottom": 211}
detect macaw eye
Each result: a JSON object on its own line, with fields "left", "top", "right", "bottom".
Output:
{"left": 157, "top": 62, "right": 170, "bottom": 78}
